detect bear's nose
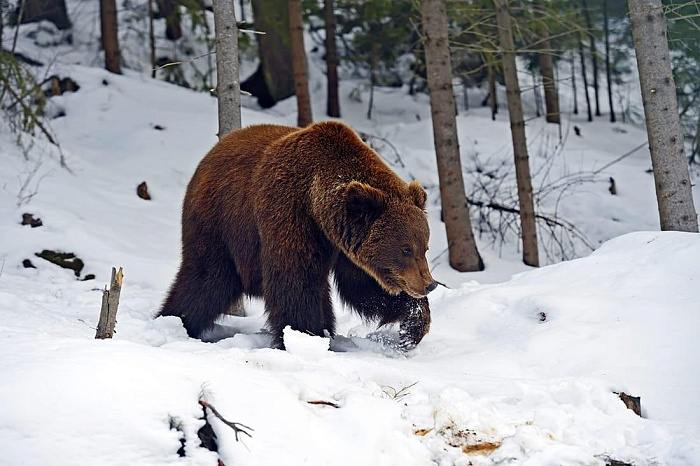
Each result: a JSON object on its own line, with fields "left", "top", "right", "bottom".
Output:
{"left": 425, "top": 281, "right": 438, "bottom": 294}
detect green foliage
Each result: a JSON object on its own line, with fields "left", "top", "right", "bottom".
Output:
{"left": 0, "top": 51, "right": 47, "bottom": 138}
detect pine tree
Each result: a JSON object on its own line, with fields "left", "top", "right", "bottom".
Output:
{"left": 289, "top": 0, "right": 312, "bottom": 126}
{"left": 628, "top": 0, "right": 698, "bottom": 232}
{"left": 99, "top": 0, "right": 121, "bottom": 74}
{"left": 494, "top": 0, "right": 539, "bottom": 266}
{"left": 420, "top": 0, "right": 484, "bottom": 272}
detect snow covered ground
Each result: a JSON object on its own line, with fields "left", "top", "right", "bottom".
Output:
{"left": 2, "top": 7, "right": 700, "bottom": 465}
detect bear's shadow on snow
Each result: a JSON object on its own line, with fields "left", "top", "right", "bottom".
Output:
{"left": 201, "top": 323, "right": 406, "bottom": 356}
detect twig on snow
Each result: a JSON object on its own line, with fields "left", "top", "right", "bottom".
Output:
{"left": 199, "top": 400, "right": 254, "bottom": 441}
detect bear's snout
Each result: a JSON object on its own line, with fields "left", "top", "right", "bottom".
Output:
{"left": 426, "top": 281, "right": 438, "bottom": 294}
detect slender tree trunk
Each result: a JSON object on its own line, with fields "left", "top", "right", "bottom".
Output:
{"left": 239, "top": 0, "right": 246, "bottom": 22}
{"left": 324, "top": 0, "right": 340, "bottom": 117}
{"left": 212, "top": 0, "right": 241, "bottom": 137}
{"left": 99, "top": 0, "right": 121, "bottom": 74}
{"left": 494, "top": 0, "right": 539, "bottom": 267}
{"left": 571, "top": 51, "right": 579, "bottom": 114}
{"left": 691, "top": 116, "right": 700, "bottom": 165}
{"left": 578, "top": 38, "right": 592, "bottom": 122}
{"left": 488, "top": 59, "right": 498, "bottom": 120}
{"left": 532, "top": 70, "right": 542, "bottom": 118}
{"left": 148, "top": 0, "right": 156, "bottom": 78}
{"left": 289, "top": 0, "right": 312, "bottom": 126}
{"left": 581, "top": 0, "right": 600, "bottom": 117}
{"left": 367, "top": 40, "right": 378, "bottom": 120}
{"left": 420, "top": 0, "right": 483, "bottom": 272}
{"left": 538, "top": 44, "right": 560, "bottom": 123}
{"left": 603, "top": 0, "right": 615, "bottom": 122}
{"left": 628, "top": 0, "right": 698, "bottom": 232}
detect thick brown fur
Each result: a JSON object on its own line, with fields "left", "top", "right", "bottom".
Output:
{"left": 159, "top": 121, "right": 436, "bottom": 349}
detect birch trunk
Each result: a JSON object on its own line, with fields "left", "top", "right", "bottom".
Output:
{"left": 494, "top": 0, "right": 539, "bottom": 267}
{"left": 212, "top": 0, "right": 242, "bottom": 137}
{"left": 628, "top": 0, "right": 698, "bottom": 232}
{"left": 420, "top": 0, "right": 483, "bottom": 272}
{"left": 324, "top": 0, "right": 340, "bottom": 117}
{"left": 289, "top": 0, "right": 313, "bottom": 127}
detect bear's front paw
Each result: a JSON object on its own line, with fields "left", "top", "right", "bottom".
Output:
{"left": 398, "top": 299, "right": 430, "bottom": 351}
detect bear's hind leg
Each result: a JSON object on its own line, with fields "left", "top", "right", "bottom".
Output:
{"left": 160, "top": 243, "right": 243, "bottom": 338}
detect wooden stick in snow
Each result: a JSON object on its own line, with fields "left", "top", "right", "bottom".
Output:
{"left": 95, "top": 267, "right": 123, "bottom": 339}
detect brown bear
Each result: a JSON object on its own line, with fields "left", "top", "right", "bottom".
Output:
{"left": 159, "top": 121, "right": 437, "bottom": 349}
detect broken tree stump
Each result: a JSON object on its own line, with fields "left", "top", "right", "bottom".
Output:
{"left": 95, "top": 267, "right": 123, "bottom": 339}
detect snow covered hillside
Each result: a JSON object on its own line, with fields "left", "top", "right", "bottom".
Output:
{"left": 2, "top": 4, "right": 700, "bottom": 464}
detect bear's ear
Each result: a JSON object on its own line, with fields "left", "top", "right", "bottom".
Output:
{"left": 408, "top": 180, "right": 427, "bottom": 210}
{"left": 345, "top": 181, "right": 386, "bottom": 221}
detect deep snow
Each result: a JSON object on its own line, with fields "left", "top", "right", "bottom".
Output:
{"left": 1, "top": 5, "right": 700, "bottom": 465}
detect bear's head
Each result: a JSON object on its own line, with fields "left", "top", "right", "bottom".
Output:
{"left": 343, "top": 180, "right": 437, "bottom": 298}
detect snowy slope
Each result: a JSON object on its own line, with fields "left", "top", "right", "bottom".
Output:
{"left": 2, "top": 5, "right": 700, "bottom": 465}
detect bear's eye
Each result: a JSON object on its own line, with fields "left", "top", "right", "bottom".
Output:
{"left": 402, "top": 247, "right": 413, "bottom": 258}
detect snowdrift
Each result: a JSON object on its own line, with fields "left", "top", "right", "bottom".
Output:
{"left": 0, "top": 231, "right": 698, "bottom": 465}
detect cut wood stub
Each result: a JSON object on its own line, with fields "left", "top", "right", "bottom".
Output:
{"left": 95, "top": 267, "right": 124, "bottom": 339}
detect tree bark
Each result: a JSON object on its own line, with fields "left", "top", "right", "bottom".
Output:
{"left": 99, "top": 0, "right": 122, "bottom": 74}
{"left": 581, "top": 0, "right": 600, "bottom": 116}
{"left": 367, "top": 40, "right": 378, "bottom": 120}
{"left": 212, "top": 0, "right": 242, "bottom": 137}
{"left": 156, "top": 0, "right": 182, "bottom": 41}
{"left": 243, "top": 0, "right": 295, "bottom": 107}
{"left": 95, "top": 267, "right": 123, "bottom": 339}
{"left": 420, "top": 0, "right": 483, "bottom": 272}
{"left": 603, "top": 0, "right": 615, "bottom": 122}
{"left": 578, "top": 38, "right": 592, "bottom": 122}
{"left": 494, "top": 0, "right": 539, "bottom": 267}
{"left": 538, "top": 41, "right": 560, "bottom": 123}
{"left": 628, "top": 0, "right": 698, "bottom": 232}
{"left": 571, "top": 51, "right": 579, "bottom": 115}
{"left": 324, "top": 0, "right": 340, "bottom": 117}
{"left": 148, "top": 0, "right": 156, "bottom": 78}
{"left": 487, "top": 58, "right": 498, "bottom": 120}
{"left": 289, "top": 0, "right": 312, "bottom": 127}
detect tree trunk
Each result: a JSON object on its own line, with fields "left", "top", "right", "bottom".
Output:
{"left": 538, "top": 41, "right": 560, "bottom": 123}
{"left": 212, "top": 0, "right": 241, "bottom": 137}
{"left": 571, "top": 51, "right": 579, "bottom": 115}
{"left": 156, "top": 0, "right": 182, "bottom": 41}
{"left": 487, "top": 58, "right": 498, "bottom": 120}
{"left": 367, "top": 40, "right": 378, "bottom": 120}
{"left": 148, "top": 0, "right": 156, "bottom": 78}
{"left": 532, "top": 70, "right": 541, "bottom": 118}
{"left": 628, "top": 0, "right": 698, "bottom": 232}
{"left": 603, "top": 0, "right": 615, "bottom": 122}
{"left": 242, "top": 0, "right": 295, "bottom": 107}
{"left": 239, "top": 0, "right": 246, "bottom": 22}
{"left": 420, "top": 0, "right": 483, "bottom": 272}
{"left": 324, "top": 0, "right": 340, "bottom": 118}
{"left": 581, "top": 0, "right": 600, "bottom": 117}
{"left": 95, "top": 267, "right": 123, "bottom": 339}
{"left": 289, "top": 0, "right": 312, "bottom": 126}
{"left": 15, "top": 0, "right": 71, "bottom": 29}
{"left": 99, "top": 0, "right": 121, "bottom": 74}
{"left": 494, "top": 0, "right": 539, "bottom": 267}
{"left": 578, "top": 38, "right": 592, "bottom": 122}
